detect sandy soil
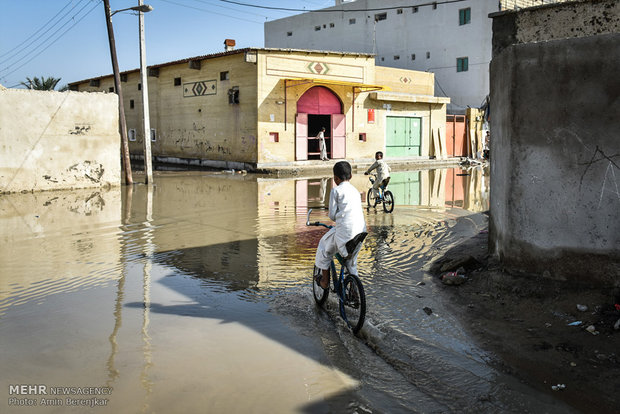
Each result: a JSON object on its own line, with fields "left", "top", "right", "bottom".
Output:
{"left": 430, "top": 229, "right": 620, "bottom": 414}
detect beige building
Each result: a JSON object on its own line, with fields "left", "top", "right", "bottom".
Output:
{"left": 69, "top": 46, "right": 449, "bottom": 171}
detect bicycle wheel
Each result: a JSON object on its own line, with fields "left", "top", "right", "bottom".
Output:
{"left": 312, "top": 265, "right": 329, "bottom": 306}
{"left": 342, "top": 274, "right": 366, "bottom": 334}
{"left": 383, "top": 190, "right": 394, "bottom": 213}
{"left": 367, "top": 188, "right": 377, "bottom": 208}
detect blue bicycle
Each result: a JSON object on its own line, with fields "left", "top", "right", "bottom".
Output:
{"left": 367, "top": 174, "right": 394, "bottom": 213}
{"left": 306, "top": 209, "right": 367, "bottom": 334}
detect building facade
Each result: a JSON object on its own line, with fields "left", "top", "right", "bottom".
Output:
{"left": 265, "top": 0, "right": 573, "bottom": 114}
{"left": 69, "top": 47, "right": 448, "bottom": 171}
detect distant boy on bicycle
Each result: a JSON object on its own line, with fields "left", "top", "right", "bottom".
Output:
{"left": 364, "top": 151, "right": 391, "bottom": 197}
{"left": 315, "top": 161, "right": 367, "bottom": 289}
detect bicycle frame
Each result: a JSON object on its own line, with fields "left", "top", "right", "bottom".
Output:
{"left": 306, "top": 209, "right": 355, "bottom": 324}
{"left": 368, "top": 174, "right": 387, "bottom": 199}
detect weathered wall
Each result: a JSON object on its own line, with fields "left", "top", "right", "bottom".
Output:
{"left": 0, "top": 89, "right": 121, "bottom": 193}
{"left": 489, "top": 0, "right": 620, "bottom": 285}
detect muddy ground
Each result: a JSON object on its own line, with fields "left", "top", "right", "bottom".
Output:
{"left": 430, "top": 230, "right": 620, "bottom": 414}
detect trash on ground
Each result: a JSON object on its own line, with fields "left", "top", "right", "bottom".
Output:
{"left": 423, "top": 307, "right": 433, "bottom": 315}
{"left": 416, "top": 281, "right": 426, "bottom": 286}
{"left": 614, "top": 318, "right": 620, "bottom": 331}
{"left": 545, "top": 323, "right": 552, "bottom": 328}
{"left": 570, "top": 362, "right": 577, "bottom": 367}
{"left": 441, "top": 272, "right": 467, "bottom": 286}
{"left": 576, "top": 304, "right": 588, "bottom": 312}
{"left": 551, "top": 384, "right": 566, "bottom": 391}
{"left": 585, "top": 325, "right": 600, "bottom": 335}
{"left": 567, "top": 321, "right": 583, "bottom": 326}
{"left": 615, "top": 304, "right": 620, "bottom": 312}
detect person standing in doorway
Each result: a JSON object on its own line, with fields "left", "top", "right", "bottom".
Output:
{"left": 483, "top": 131, "right": 490, "bottom": 160}
{"left": 317, "top": 127, "right": 329, "bottom": 161}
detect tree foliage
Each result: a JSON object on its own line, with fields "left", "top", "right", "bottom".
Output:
{"left": 20, "top": 76, "right": 62, "bottom": 90}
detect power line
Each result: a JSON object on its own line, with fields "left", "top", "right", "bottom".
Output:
{"left": 0, "top": 1, "right": 74, "bottom": 59}
{"left": 186, "top": 0, "right": 270, "bottom": 18}
{"left": 0, "top": 1, "right": 101, "bottom": 81}
{"left": 0, "top": 0, "right": 91, "bottom": 66}
{"left": 157, "top": 0, "right": 264, "bottom": 24}
{"left": 0, "top": 0, "right": 94, "bottom": 71}
{"left": 217, "top": 0, "right": 469, "bottom": 12}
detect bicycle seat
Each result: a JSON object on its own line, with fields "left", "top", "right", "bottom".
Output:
{"left": 344, "top": 232, "right": 368, "bottom": 260}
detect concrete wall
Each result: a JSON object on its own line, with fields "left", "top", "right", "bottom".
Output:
{"left": 489, "top": 0, "right": 620, "bottom": 285}
{"left": 0, "top": 89, "right": 121, "bottom": 193}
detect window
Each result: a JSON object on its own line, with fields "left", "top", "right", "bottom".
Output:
{"left": 374, "top": 13, "right": 387, "bottom": 21}
{"left": 412, "top": 6, "right": 418, "bottom": 13}
{"left": 138, "top": 83, "right": 142, "bottom": 91}
{"left": 322, "top": 24, "right": 326, "bottom": 28}
{"left": 457, "top": 57, "right": 469, "bottom": 72}
{"left": 287, "top": 31, "right": 292, "bottom": 36}
{"left": 89, "top": 79, "right": 100, "bottom": 87}
{"left": 397, "top": 8, "right": 403, "bottom": 14}
{"left": 359, "top": 133, "right": 367, "bottom": 142}
{"left": 329, "top": 23, "right": 334, "bottom": 28}
{"left": 130, "top": 99, "right": 135, "bottom": 109}
{"left": 315, "top": 25, "right": 321, "bottom": 31}
{"left": 109, "top": 87, "right": 114, "bottom": 93}
{"left": 459, "top": 7, "right": 471, "bottom": 25}
{"left": 381, "top": 57, "right": 385, "bottom": 61}
{"left": 150, "top": 129, "right": 157, "bottom": 142}
{"left": 269, "top": 132, "right": 279, "bottom": 142}
{"left": 220, "top": 71, "right": 229, "bottom": 81}
{"left": 228, "top": 87, "right": 239, "bottom": 104}
{"left": 349, "top": 18, "right": 356, "bottom": 24}
{"left": 426, "top": 51, "right": 430, "bottom": 59}
{"left": 120, "top": 74, "right": 127, "bottom": 82}
{"left": 174, "top": 77, "right": 181, "bottom": 86}
{"left": 128, "top": 129, "right": 136, "bottom": 141}
{"left": 394, "top": 55, "right": 400, "bottom": 60}
{"left": 411, "top": 53, "right": 416, "bottom": 60}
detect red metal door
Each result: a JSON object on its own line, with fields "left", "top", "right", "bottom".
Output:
{"left": 296, "top": 113, "right": 308, "bottom": 160}
{"left": 331, "top": 113, "right": 346, "bottom": 159}
{"left": 445, "top": 115, "right": 467, "bottom": 157}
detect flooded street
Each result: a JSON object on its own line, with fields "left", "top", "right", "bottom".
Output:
{"left": 1, "top": 167, "right": 574, "bottom": 413}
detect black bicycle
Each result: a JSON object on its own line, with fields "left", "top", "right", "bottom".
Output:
{"left": 306, "top": 209, "right": 367, "bottom": 334}
{"left": 367, "top": 174, "right": 394, "bottom": 213}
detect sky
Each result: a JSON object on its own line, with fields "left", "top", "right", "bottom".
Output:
{"left": 0, "top": 0, "right": 338, "bottom": 89}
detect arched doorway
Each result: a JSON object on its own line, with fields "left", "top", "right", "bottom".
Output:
{"left": 295, "top": 86, "right": 346, "bottom": 161}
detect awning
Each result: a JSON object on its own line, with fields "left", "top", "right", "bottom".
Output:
{"left": 284, "top": 78, "right": 389, "bottom": 93}
{"left": 370, "top": 91, "right": 450, "bottom": 104}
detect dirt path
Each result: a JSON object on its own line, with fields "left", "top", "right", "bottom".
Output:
{"left": 430, "top": 230, "right": 620, "bottom": 414}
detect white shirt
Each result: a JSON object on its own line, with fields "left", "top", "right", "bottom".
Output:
{"left": 328, "top": 181, "right": 366, "bottom": 256}
{"left": 365, "top": 159, "right": 391, "bottom": 181}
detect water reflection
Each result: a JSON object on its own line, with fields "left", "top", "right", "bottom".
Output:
{"left": 0, "top": 167, "right": 517, "bottom": 414}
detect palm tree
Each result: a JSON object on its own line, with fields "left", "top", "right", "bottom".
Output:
{"left": 20, "top": 76, "right": 61, "bottom": 90}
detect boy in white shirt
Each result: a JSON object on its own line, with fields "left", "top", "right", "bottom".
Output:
{"left": 364, "top": 151, "right": 391, "bottom": 198}
{"left": 315, "top": 161, "right": 367, "bottom": 289}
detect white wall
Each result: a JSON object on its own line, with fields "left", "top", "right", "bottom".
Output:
{"left": 265, "top": 0, "right": 499, "bottom": 113}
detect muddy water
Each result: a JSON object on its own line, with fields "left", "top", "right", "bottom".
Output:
{"left": 0, "top": 166, "right": 574, "bottom": 413}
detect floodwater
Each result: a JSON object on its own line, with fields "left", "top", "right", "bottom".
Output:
{"left": 0, "top": 166, "right": 575, "bottom": 413}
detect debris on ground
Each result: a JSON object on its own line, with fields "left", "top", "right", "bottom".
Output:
{"left": 441, "top": 272, "right": 467, "bottom": 286}
{"left": 568, "top": 321, "right": 583, "bottom": 326}
{"left": 576, "top": 304, "right": 588, "bottom": 312}
{"left": 423, "top": 307, "right": 433, "bottom": 315}
{"left": 614, "top": 319, "right": 620, "bottom": 330}
{"left": 585, "top": 325, "right": 600, "bottom": 335}
{"left": 551, "top": 384, "right": 566, "bottom": 391}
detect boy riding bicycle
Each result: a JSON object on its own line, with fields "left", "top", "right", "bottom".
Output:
{"left": 364, "top": 151, "right": 391, "bottom": 198}
{"left": 315, "top": 161, "right": 367, "bottom": 289}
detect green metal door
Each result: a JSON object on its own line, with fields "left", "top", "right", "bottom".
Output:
{"left": 386, "top": 116, "right": 421, "bottom": 157}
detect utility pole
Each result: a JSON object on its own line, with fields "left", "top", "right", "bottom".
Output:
{"left": 103, "top": 0, "right": 133, "bottom": 185}
{"left": 138, "top": 0, "right": 153, "bottom": 184}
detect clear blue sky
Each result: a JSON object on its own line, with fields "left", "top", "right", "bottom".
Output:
{"left": 0, "top": 0, "right": 335, "bottom": 89}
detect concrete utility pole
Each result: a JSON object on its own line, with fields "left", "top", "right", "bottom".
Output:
{"left": 138, "top": 0, "right": 153, "bottom": 184}
{"left": 103, "top": 0, "right": 133, "bottom": 185}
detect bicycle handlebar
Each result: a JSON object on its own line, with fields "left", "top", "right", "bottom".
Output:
{"left": 306, "top": 209, "right": 333, "bottom": 229}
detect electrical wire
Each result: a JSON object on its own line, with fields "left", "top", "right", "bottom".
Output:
{"left": 0, "top": 0, "right": 91, "bottom": 66}
{"left": 184, "top": 0, "right": 270, "bottom": 19}
{"left": 156, "top": 0, "right": 264, "bottom": 24}
{"left": 0, "top": 0, "right": 95, "bottom": 71}
{"left": 0, "top": 1, "right": 101, "bottom": 80}
{"left": 218, "top": 0, "right": 469, "bottom": 12}
{"left": 0, "top": 1, "right": 74, "bottom": 59}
